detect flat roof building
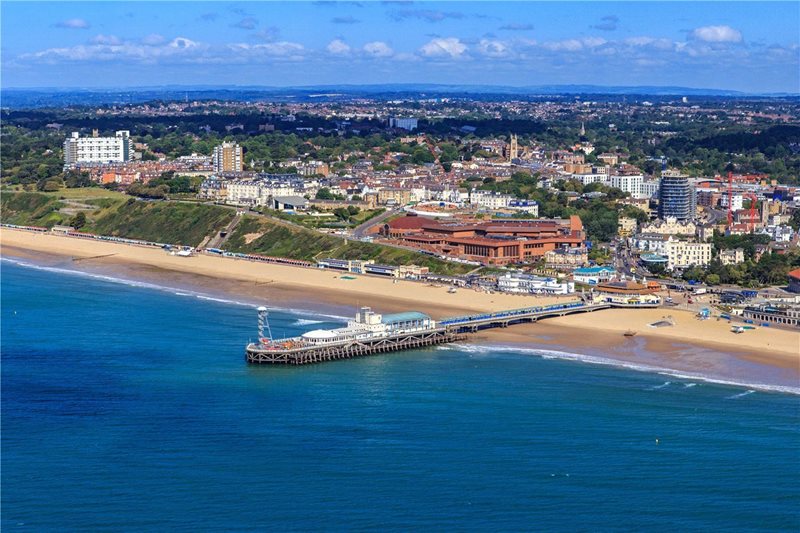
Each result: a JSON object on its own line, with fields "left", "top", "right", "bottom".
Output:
{"left": 64, "top": 130, "right": 131, "bottom": 166}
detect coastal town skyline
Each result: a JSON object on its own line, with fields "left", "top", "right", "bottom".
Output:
{"left": 2, "top": 1, "right": 799, "bottom": 92}
{"left": 2, "top": 2, "right": 799, "bottom": 530}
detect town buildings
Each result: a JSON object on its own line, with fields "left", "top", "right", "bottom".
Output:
{"left": 382, "top": 215, "right": 585, "bottom": 266}
{"left": 388, "top": 117, "right": 418, "bottom": 131}
{"left": 617, "top": 217, "right": 637, "bottom": 237}
{"left": 639, "top": 217, "right": 697, "bottom": 237}
{"left": 788, "top": 269, "right": 800, "bottom": 293}
{"left": 573, "top": 266, "right": 616, "bottom": 285}
{"left": 544, "top": 247, "right": 588, "bottom": 269}
{"left": 64, "top": 130, "right": 132, "bottom": 166}
{"left": 658, "top": 170, "right": 696, "bottom": 221}
{"left": 664, "top": 239, "right": 712, "bottom": 270}
{"left": 213, "top": 142, "right": 244, "bottom": 172}
{"left": 497, "top": 273, "right": 574, "bottom": 295}
{"left": 634, "top": 234, "right": 712, "bottom": 270}
{"left": 720, "top": 248, "right": 745, "bottom": 266}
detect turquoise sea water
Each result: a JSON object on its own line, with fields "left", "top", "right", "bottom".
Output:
{"left": 2, "top": 258, "right": 799, "bottom": 531}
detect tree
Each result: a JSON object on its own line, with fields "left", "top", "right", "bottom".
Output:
{"left": 315, "top": 188, "right": 334, "bottom": 200}
{"left": 70, "top": 211, "right": 87, "bottom": 229}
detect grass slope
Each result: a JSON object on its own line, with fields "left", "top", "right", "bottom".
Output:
{"left": 90, "top": 199, "right": 234, "bottom": 246}
{"left": 1, "top": 192, "right": 66, "bottom": 227}
{"left": 226, "top": 215, "right": 472, "bottom": 275}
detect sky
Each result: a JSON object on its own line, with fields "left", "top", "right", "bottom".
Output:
{"left": 2, "top": 1, "right": 798, "bottom": 93}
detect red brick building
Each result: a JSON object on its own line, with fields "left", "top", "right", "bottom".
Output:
{"left": 382, "top": 215, "right": 585, "bottom": 265}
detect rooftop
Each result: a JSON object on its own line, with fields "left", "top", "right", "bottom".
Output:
{"left": 383, "top": 311, "right": 430, "bottom": 324}
{"left": 574, "top": 266, "right": 615, "bottom": 274}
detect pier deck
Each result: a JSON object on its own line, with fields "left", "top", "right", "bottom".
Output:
{"left": 247, "top": 329, "right": 466, "bottom": 364}
{"left": 440, "top": 301, "right": 612, "bottom": 333}
{"left": 246, "top": 299, "right": 652, "bottom": 365}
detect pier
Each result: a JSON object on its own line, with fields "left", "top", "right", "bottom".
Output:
{"left": 245, "top": 300, "right": 633, "bottom": 365}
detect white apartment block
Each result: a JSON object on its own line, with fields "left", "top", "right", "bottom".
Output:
{"left": 226, "top": 180, "right": 302, "bottom": 206}
{"left": 64, "top": 131, "right": 132, "bottom": 166}
{"left": 720, "top": 194, "right": 744, "bottom": 211}
{"left": 572, "top": 172, "right": 609, "bottom": 186}
{"left": 469, "top": 190, "right": 515, "bottom": 209}
{"left": 639, "top": 179, "right": 660, "bottom": 199}
{"left": 634, "top": 233, "right": 671, "bottom": 256}
{"left": 664, "top": 239, "right": 712, "bottom": 270}
{"left": 227, "top": 180, "right": 262, "bottom": 205}
{"left": 388, "top": 117, "right": 419, "bottom": 131}
{"left": 610, "top": 173, "right": 645, "bottom": 199}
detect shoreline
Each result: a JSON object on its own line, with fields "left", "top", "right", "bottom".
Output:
{"left": 2, "top": 228, "right": 799, "bottom": 391}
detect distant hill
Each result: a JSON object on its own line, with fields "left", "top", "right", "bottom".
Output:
{"left": 2, "top": 83, "right": 796, "bottom": 108}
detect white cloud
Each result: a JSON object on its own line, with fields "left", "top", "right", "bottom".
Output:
{"left": 363, "top": 41, "right": 393, "bottom": 57}
{"left": 690, "top": 25, "right": 742, "bottom": 43}
{"left": 582, "top": 37, "right": 607, "bottom": 48}
{"left": 230, "top": 41, "right": 305, "bottom": 58}
{"left": 168, "top": 38, "right": 200, "bottom": 50}
{"left": 541, "top": 39, "right": 584, "bottom": 52}
{"left": 477, "top": 39, "right": 508, "bottom": 58}
{"left": 623, "top": 36, "right": 673, "bottom": 50}
{"left": 56, "top": 18, "right": 90, "bottom": 29}
{"left": 141, "top": 34, "right": 167, "bottom": 46}
{"left": 326, "top": 39, "right": 351, "bottom": 55}
{"left": 90, "top": 34, "right": 122, "bottom": 46}
{"left": 20, "top": 36, "right": 205, "bottom": 63}
{"left": 419, "top": 37, "right": 467, "bottom": 58}
{"left": 541, "top": 37, "right": 608, "bottom": 52}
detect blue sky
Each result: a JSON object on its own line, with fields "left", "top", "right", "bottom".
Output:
{"left": 2, "top": 1, "right": 798, "bottom": 92}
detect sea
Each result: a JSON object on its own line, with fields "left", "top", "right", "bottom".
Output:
{"left": 2, "top": 258, "right": 799, "bottom": 531}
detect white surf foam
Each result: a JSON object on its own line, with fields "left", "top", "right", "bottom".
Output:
{"left": 450, "top": 341, "right": 800, "bottom": 396}
{"left": 293, "top": 318, "right": 324, "bottom": 326}
{"left": 2, "top": 257, "right": 350, "bottom": 322}
{"left": 727, "top": 389, "right": 756, "bottom": 400}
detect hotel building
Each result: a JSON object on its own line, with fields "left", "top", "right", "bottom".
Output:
{"left": 63, "top": 130, "right": 132, "bottom": 166}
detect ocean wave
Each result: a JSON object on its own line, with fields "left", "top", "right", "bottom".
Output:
{"left": 726, "top": 390, "right": 756, "bottom": 400}
{"left": 2, "top": 256, "right": 350, "bottom": 322}
{"left": 293, "top": 318, "right": 324, "bottom": 326}
{"left": 452, "top": 341, "right": 800, "bottom": 396}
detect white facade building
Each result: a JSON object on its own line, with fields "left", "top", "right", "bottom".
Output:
{"left": 226, "top": 180, "right": 262, "bottom": 205}
{"left": 64, "top": 131, "right": 132, "bottom": 166}
{"left": 388, "top": 118, "right": 419, "bottom": 131}
{"left": 639, "top": 179, "right": 660, "bottom": 199}
{"left": 226, "top": 179, "right": 303, "bottom": 206}
{"left": 640, "top": 217, "right": 697, "bottom": 236}
{"left": 469, "top": 190, "right": 515, "bottom": 209}
{"left": 572, "top": 172, "right": 609, "bottom": 186}
{"left": 610, "top": 173, "right": 645, "bottom": 199}
{"left": 720, "top": 194, "right": 744, "bottom": 211}
{"left": 760, "top": 224, "right": 795, "bottom": 243}
{"left": 664, "top": 239, "right": 712, "bottom": 270}
{"left": 719, "top": 248, "right": 745, "bottom": 266}
{"left": 497, "top": 273, "right": 574, "bottom": 295}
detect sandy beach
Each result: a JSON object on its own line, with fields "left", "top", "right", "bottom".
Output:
{"left": 3, "top": 228, "right": 798, "bottom": 386}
